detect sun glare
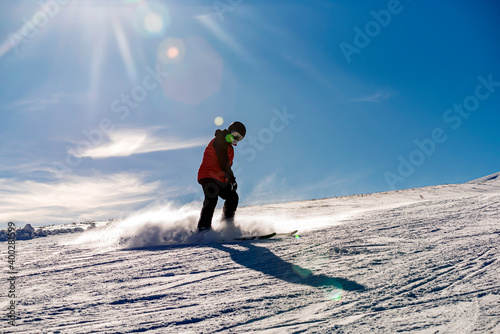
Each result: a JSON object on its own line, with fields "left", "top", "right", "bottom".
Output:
{"left": 157, "top": 38, "right": 186, "bottom": 64}
{"left": 215, "top": 117, "right": 224, "bottom": 126}
{"left": 143, "top": 12, "right": 163, "bottom": 33}
{"left": 132, "top": 1, "right": 171, "bottom": 37}
{"left": 167, "top": 46, "right": 180, "bottom": 59}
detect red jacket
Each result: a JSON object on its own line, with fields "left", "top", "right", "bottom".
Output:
{"left": 198, "top": 129, "right": 235, "bottom": 184}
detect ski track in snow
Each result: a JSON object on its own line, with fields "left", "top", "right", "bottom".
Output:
{"left": 2, "top": 181, "right": 500, "bottom": 333}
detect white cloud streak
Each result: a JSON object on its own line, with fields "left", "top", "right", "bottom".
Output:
{"left": 0, "top": 173, "right": 170, "bottom": 226}
{"left": 5, "top": 92, "right": 90, "bottom": 112}
{"left": 73, "top": 128, "right": 208, "bottom": 158}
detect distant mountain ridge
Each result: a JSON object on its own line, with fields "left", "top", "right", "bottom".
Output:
{"left": 467, "top": 171, "right": 500, "bottom": 184}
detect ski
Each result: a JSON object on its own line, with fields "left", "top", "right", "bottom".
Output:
{"left": 135, "top": 230, "right": 299, "bottom": 248}
{"left": 233, "top": 230, "right": 298, "bottom": 241}
{"left": 234, "top": 232, "right": 276, "bottom": 241}
{"left": 274, "top": 230, "right": 299, "bottom": 238}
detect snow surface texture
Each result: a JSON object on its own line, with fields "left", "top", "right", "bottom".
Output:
{"left": 2, "top": 178, "right": 500, "bottom": 333}
{"left": 468, "top": 171, "right": 500, "bottom": 184}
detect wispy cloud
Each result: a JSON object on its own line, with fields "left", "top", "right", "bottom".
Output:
{"left": 6, "top": 92, "right": 90, "bottom": 112}
{"left": 349, "top": 89, "right": 396, "bottom": 103}
{"left": 0, "top": 172, "right": 172, "bottom": 226}
{"left": 298, "top": 169, "right": 375, "bottom": 198}
{"left": 244, "top": 170, "right": 375, "bottom": 206}
{"left": 281, "top": 51, "right": 343, "bottom": 97}
{"left": 245, "top": 173, "right": 298, "bottom": 206}
{"left": 244, "top": 171, "right": 365, "bottom": 205}
{"left": 72, "top": 128, "right": 208, "bottom": 159}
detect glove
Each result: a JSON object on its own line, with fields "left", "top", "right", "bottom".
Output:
{"left": 230, "top": 181, "right": 238, "bottom": 192}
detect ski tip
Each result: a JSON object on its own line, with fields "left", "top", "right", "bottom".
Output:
{"left": 274, "top": 230, "right": 299, "bottom": 237}
{"left": 259, "top": 232, "right": 277, "bottom": 239}
{"left": 234, "top": 232, "right": 276, "bottom": 241}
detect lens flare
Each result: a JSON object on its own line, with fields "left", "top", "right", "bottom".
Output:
{"left": 157, "top": 38, "right": 186, "bottom": 64}
{"left": 215, "top": 117, "right": 224, "bottom": 126}
{"left": 143, "top": 12, "right": 163, "bottom": 33}
{"left": 324, "top": 288, "right": 343, "bottom": 301}
{"left": 132, "top": 1, "right": 171, "bottom": 37}
{"left": 292, "top": 265, "right": 313, "bottom": 278}
{"left": 158, "top": 36, "right": 223, "bottom": 105}
{"left": 167, "top": 46, "right": 179, "bottom": 59}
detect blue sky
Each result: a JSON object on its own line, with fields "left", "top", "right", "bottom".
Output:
{"left": 1, "top": 0, "right": 500, "bottom": 226}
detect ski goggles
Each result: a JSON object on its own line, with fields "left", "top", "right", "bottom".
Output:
{"left": 226, "top": 131, "right": 244, "bottom": 145}
{"left": 231, "top": 131, "right": 244, "bottom": 142}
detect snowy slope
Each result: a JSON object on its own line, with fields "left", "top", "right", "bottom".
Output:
{"left": 2, "top": 176, "right": 500, "bottom": 333}
{"left": 468, "top": 171, "right": 500, "bottom": 184}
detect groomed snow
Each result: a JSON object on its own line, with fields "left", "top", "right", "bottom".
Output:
{"left": 2, "top": 176, "right": 500, "bottom": 333}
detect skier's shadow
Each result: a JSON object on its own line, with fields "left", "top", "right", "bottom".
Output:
{"left": 211, "top": 242, "right": 365, "bottom": 293}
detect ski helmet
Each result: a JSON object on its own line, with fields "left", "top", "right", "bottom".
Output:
{"left": 228, "top": 121, "right": 246, "bottom": 139}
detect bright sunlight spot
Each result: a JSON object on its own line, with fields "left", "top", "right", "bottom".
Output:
{"left": 214, "top": 116, "right": 224, "bottom": 126}
{"left": 157, "top": 38, "right": 186, "bottom": 64}
{"left": 132, "top": 1, "right": 171, "bottom": 37}
{"left": 143, "top": 12, "right": 163, "bottom": 33}
{"left": 167, "top": 46, "right": 180, "bottom": 59}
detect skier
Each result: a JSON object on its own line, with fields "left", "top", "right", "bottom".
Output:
{"left": 197, "top": 121, "right": 246, "bottom": 231}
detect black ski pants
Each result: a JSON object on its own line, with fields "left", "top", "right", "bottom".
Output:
{"left": 198, "top": 178, "right": 239, "bottom": 230}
